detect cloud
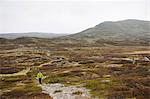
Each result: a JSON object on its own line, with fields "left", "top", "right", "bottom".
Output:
{"left": 0, "top": 0, "right": 148, "bottom": 33}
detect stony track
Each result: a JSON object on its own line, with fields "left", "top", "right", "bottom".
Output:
{"left": 41, "top": 83, "right": 92, "bottom": 99}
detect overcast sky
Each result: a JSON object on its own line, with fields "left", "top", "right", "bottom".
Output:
{"left": 0, "top": 0, "right": 149, "bottom": 34}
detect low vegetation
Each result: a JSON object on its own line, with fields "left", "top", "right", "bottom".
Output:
{"left": 0, "top": 37, "right": 150, "bottom": 98}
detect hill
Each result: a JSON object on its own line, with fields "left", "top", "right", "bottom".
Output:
{"left": 0, "top": 19, "right": 150, "bottom": 46}
{"left": 59, "top": 19, "right": 150, "bottom": 45}
{"left": 0, "top": 32, "right": 67, "bottom": 39}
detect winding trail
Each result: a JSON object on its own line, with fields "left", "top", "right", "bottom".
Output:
{"left": 41, "top": 83, "right": 92, "bottom": 99}
{"left": 0, "top": 67, "right": 30, "bottom": 77}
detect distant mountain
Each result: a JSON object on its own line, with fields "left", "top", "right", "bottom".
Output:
{"left": 1, "top": 19, "right": 150, "bottom": 46}
{"left": 61, "top": 19, "right": 150, "bottom": 45}
{"left": 0, "top": 32, "right": 67, "bottom": 39}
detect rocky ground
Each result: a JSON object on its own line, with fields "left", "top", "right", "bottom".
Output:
{"left": 41, "top": 83, "right": 91, "bottom": 99}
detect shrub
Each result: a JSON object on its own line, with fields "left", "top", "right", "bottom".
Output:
{"left": 79, "top": 60, "right": 95, "bottom": 64}
{"left": 43, "top": 76, "right": 65, "bottom": 83}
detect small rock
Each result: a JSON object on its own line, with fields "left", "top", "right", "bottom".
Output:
{"left": 91, "top": 73, "right": 99, "bottom": 78}
{"left": 102, "top": 75, "right": 111, "bottom": 78}
{"left": 143, "top": 57, "right": 150, "bottom": 62}
{"left": 102, "top": 80, "right": 110, "bottom": 83}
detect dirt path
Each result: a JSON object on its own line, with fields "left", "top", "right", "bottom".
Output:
{"left": 123, "top": 51, "right": 150, "bottom": 54}
{"left": 0, "top": 67, "right": 30, "bottom": 77}
{"left": 41, "top": 83, "right": 92, "bottom": 99}
{"left": 38, "top": 62, "right": 52, "bottom": 68}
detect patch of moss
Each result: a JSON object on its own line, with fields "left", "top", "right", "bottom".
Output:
{"left": 0, "top": 75, "right": 27, "bottom": 90}
{"left": 0, "top": 81, "right": 16, "bottom": 90}
{"left": 84, "top": 78, "right": 113, "bottom": 98}
{"left": 1, "top": 85, "right": 43, "bottom": 99}
{"left": 24, "top": 84, "right": 42, "bottom": 95}
{"left": 43, "top": 75, "right": 65, "bottom": 83}
{"left": 2, "top": 75, "right": 27, "bottom": 82}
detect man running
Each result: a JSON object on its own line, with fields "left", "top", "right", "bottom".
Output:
{"left": 36, "top": 71, "right": 44, "bottom": 84}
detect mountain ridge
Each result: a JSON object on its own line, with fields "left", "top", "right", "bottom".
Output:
{"left": 0, "top": 19, "right": 150, "bottom": 46}
{"left": 0, "top": 32, "right": 68, "bottom": 39}
{"left": 57, "top": 19, "right": 150, "bottom": 45}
